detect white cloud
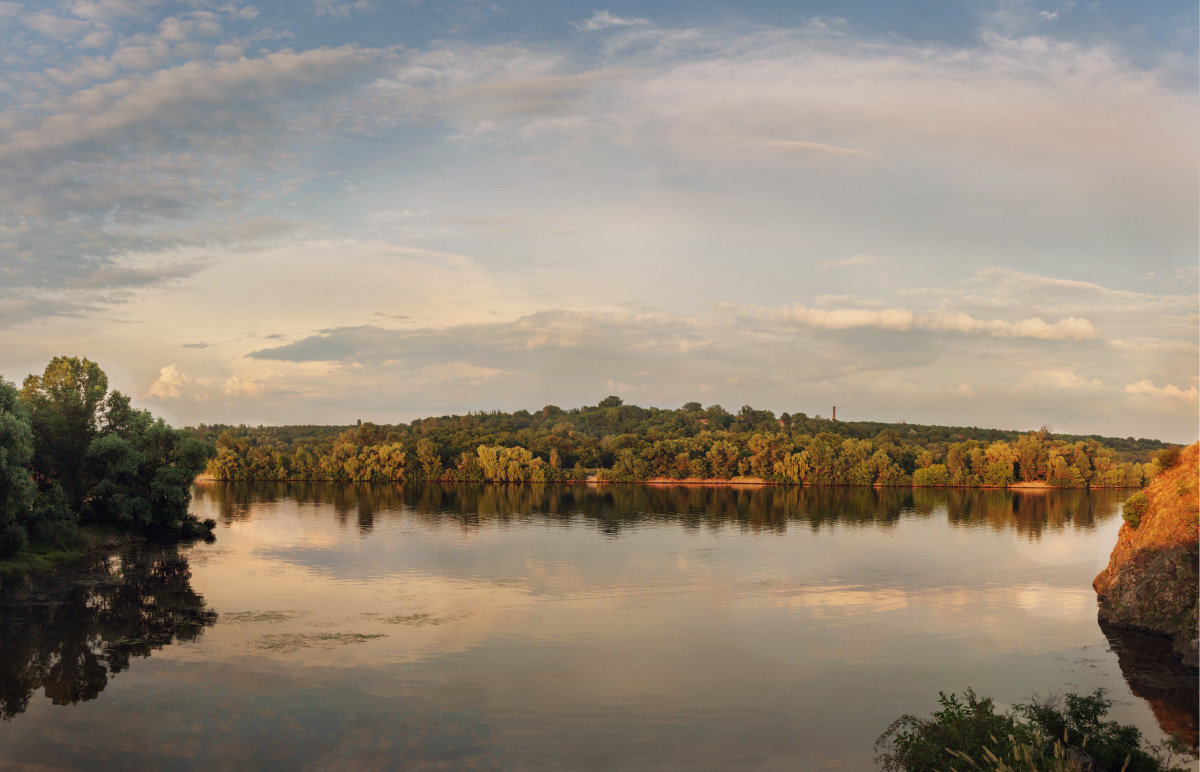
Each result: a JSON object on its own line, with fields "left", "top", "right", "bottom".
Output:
{"left": 224, "top": 374, "right": 264, "bottom": 398}
{"left": 67, "top": 0, "right": 155, "bottom": 24}
{"left": 22, "top": 11, "right": 90, "bottom": 39}
{"left": 821, "top": 253, "right": 888, "bottom": 269}
{"left": 1123, "top": 380, "right": 1199, "bottom": 401}
{"left": 313, "top": 0, "right": 376, "bottom": 18}
{"left": 764, "top": 304, "right": 1096, "bottom": 340}
{"left": 1, "top": 46, "right": 391, "bottom": 161}
{"left": 146, "top": 363, "right": 191, "bottom": 399}
{"left": 1017, "top": 369, "right": 1103, "bottom": 390}
{"left": 574, "top": 11, "right": 650, "bottom": 32}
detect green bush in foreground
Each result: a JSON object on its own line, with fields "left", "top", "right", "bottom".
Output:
{"left": 875, "top": 688, "right": 1190, "bottom": 771}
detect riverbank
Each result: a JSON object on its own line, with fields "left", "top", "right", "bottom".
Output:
{"left": 197, "top": 474, "right": 1140, "bottom": 490}
{"left": 1094, "top": 443, "right": 1199, "bottom": 667}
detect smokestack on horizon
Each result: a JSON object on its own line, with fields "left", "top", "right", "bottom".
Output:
{"left": 832, "top": 406, "right": 837, "bottom": 421}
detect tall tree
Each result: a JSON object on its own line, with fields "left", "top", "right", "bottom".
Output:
{"left": 0, "top": 378, "right": 36, "bottom": 555}
{"left": 20, "top": 357, "right": 109, "bottom": 510}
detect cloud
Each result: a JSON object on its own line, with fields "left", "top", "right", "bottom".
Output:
{"left": 821, "top": 253, "right": 888, "bottom": 269}
{"left": 574, "top": 11, "right": 650, "bottom": 32}
{"left": 420, "top": 361, "right": 507, "bottom": 384}
{"left": 313, "top": 0, "right": 377, "bottom": 18}
{"left": 763, "top": 304, "right": 1097, "bottom": 340}
{"left": 145, "top": 363, "right": 191, "bottom": 399}
{"left": 1123, "top": 380, "right": 1199, "bottom": 401}
{"left": 1, "top": 46, "right": 391, "bottom": 162}
{"left": 22, "top": 11, "right": 90, "bottom": 40}
{"left": 0, "top": 8, "right": 1192, "bottom": 443}
{"left": 1017, "top": 369, "right": 1103, "bottom": 390}
{"left": 760, "top": 139, "right": 868, "bottom": 157}
{"left": 225, "top": 374, "right": 264, "bottom": 397}
{"left": 0, "top": 44, "right": 395, "bottom": 320}
{"left": 222, "top": 301, "right": 1193, "bottom": 438}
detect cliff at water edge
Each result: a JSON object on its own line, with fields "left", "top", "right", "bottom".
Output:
{"left": 1094, "top": 443, "right": 1199, "bottom": 667}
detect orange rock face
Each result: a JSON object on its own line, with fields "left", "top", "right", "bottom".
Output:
{"left": 1094, "top": 443, "right": 1199, "bottom": 667}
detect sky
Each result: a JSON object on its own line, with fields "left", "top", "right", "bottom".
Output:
{"left": 0, "top": 0, "right": 1196, "bottom": 442}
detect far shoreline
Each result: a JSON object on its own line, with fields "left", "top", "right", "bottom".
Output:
{"left": 193, "top": 475, "right": 1141, "bottom": 491}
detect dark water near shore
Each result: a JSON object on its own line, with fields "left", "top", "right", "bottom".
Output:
{"left": 0, "top": 484, "right": 1194, "bottom": 770}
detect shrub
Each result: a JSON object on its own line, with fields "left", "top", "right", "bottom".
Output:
{"left": 1154, "top": 446, "right": 1181, "bottom": 470}
{"left": 1123, "top": 491, "right": 1150, "bottom": 529}
{"left": 876, "top": 688, "right": 1190, "bottom": 772}
{"left": 912, "top": 464, "right": 950, "bottom": 487}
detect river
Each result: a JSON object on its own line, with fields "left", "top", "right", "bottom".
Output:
{"left": 0, "top": 484, "right": 1194, "bottom": 769}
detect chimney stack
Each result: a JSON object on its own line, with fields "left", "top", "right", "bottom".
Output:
{"left": 832, "top": 406, "right": 837, "bottom": 421}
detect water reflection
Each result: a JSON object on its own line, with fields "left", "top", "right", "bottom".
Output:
{"left": 0, "top": 484, "right": 1191, "bottom": 769}
{"left": 193, "top": 481, "right": 1120, "bottom": 537}
{"left": 0, "top": 546, "right": 215, "bottom": 720}
{"left": 1100, "top": 621, "right": 1199, "bottom": 751}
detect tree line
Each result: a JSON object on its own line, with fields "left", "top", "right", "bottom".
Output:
{"left": 0, "top": 357, "right": 215, "bottom": 561}
{"left": 194, "top": 397, "right": 1167, "bottom": 488}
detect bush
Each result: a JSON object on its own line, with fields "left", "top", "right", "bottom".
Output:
{"left": 876, "top": 688, "right": 1190, "bottom": 772}
{"left": 1154, "top": 446, "right": 1181, "bottom": 470}
{"left": 912, "top": 464, "right": 950, "bottom": 487}
{"left": 876, "top": 689, "right": 1039, "bottom": 771}
{"left": 1123, "top": 491, "right": 1150, "bottom": 529}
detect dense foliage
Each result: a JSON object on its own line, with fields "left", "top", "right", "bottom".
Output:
{"left": 193, "top": 398, "right": 1167, "bottom": 487}
{"left": 0, "top": 357, "right": 215, "bottom": 559}
{"left": 875, "top": 688, "right": 1189, "bottom": 771}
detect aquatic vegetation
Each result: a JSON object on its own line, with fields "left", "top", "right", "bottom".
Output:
{"left": 381, "top": 613, "right": 453, "bottom": 626}
{"left": 220, "top": 610, "right": 309, "bottom": 625}
{"left": 254, "top": 632, "right": 387, "bottom": 653}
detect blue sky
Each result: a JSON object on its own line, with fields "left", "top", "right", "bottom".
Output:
{"left": 0, "top": 0, "right": 1196, "bottom": 441}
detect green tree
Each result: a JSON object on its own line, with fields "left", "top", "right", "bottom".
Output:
{"left": 913, "top": 464, "right": 950, "bottom": 487}
{"left": 85, "top": 393, "right": 213, "bottom": 537}
{"left": 15, "top": 357, "right": 213, "bottom": 543}
{"left": 416, "top": 438, "right": 443, "bottom": 479}
{"left": 20, "top": 356, "right": 109, "bottom": 509}
{"left": 705, "top": 440, "right": 739, "bottom": 479}
{"left": 0, "top": 378, "right": 36, "bottom": 556}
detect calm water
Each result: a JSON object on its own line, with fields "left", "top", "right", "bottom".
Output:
{"left": 0, "top": 484, "right": 1195, "bottom": 770}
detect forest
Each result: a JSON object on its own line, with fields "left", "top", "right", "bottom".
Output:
{"left": 0, "top": 357, "right": 214, "bottom": 564}
{"left": 193, "top": 397, "right": 1171, "bottom": 488}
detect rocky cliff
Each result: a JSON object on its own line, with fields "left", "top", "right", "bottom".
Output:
{"left": 1094, "top": 443, "right": 1199, "bottom": 667}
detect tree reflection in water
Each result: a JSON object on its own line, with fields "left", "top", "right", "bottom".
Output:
{"left": 194, "top": 480, "right": 1122, "bottom": 538}
{"left": 0, "top": 546, "right": 215, "bottom": 720}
